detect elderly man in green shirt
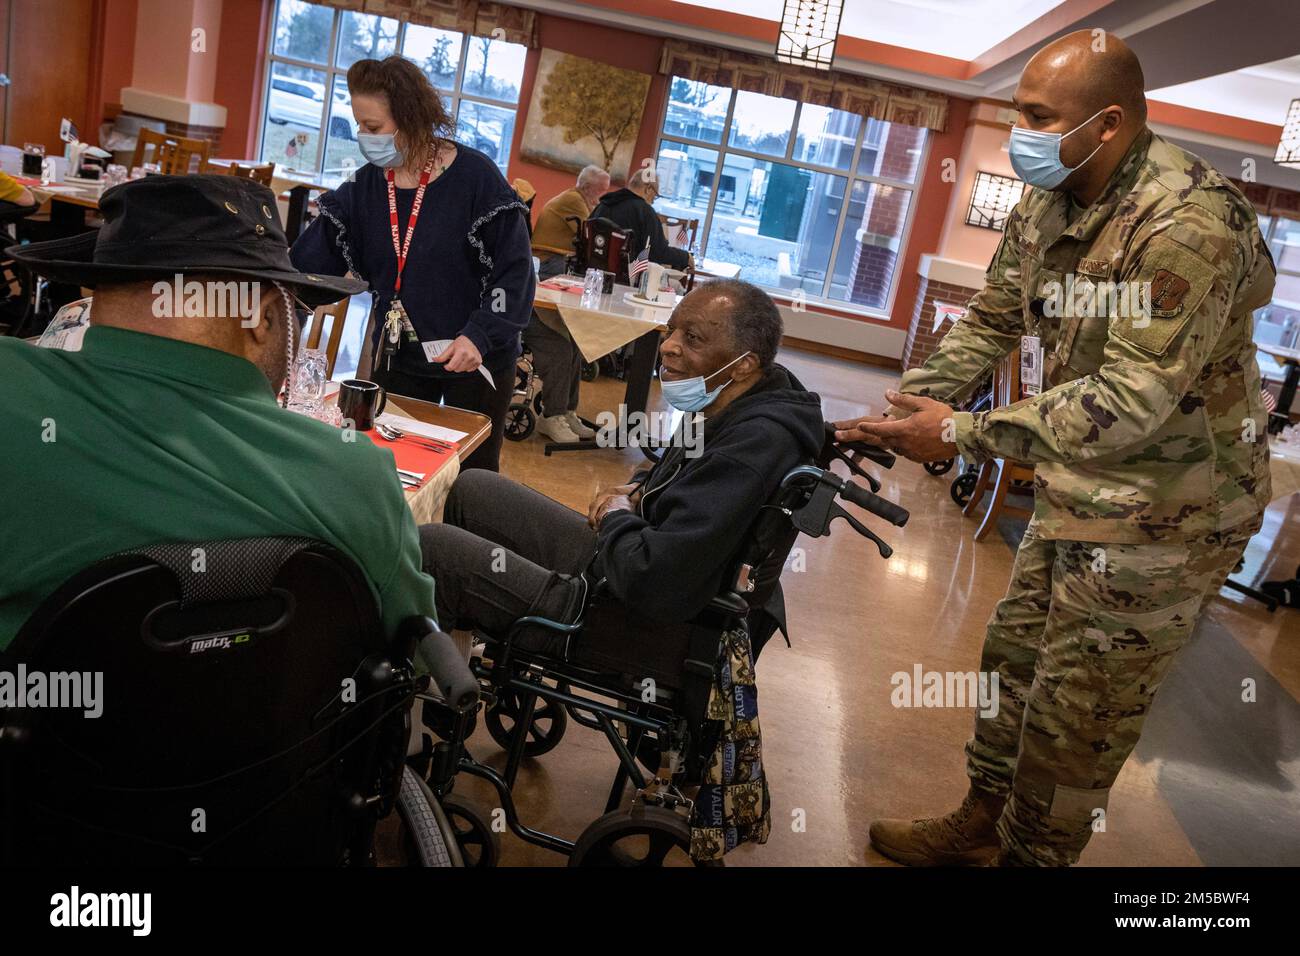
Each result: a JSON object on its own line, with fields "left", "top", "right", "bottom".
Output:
{"left": 0, "top": 174, "right": 437, "bottom": 646}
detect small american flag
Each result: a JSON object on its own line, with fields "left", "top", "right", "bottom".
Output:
{"left": 629, "top": 239, "right": 651, "bottom": 282}
{"left": 674, "top": 222, "right": 688, "bottom": 246}
{"left": 1262, "top": 389, "right": 1277, "bottom": 414}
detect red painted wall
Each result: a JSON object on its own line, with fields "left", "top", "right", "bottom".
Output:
{"left": 506, "top": 13, "right": 670, "bottom": 204}
{"left": 90, "top": 0, "right": 267, "bottom": 157}
{"left": 213, "top": 0, "right": 272, "bottom": 157}
{"left": 86, "top": 0, "right": 138, "bottom": 127}
{"left": 887, "top": 96, "right": 971, "bottom": 331}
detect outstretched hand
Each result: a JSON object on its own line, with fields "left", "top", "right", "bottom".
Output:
{"left": 850, "top": 390, "right": 958, "bottom": 463}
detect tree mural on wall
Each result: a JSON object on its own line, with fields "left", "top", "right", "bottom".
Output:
{"left": 521, "top": 51, "right": 650, "bottom": 178}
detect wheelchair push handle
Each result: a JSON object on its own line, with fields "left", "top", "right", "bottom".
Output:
{"left": 415, "top": 630, "right": 479, "bottom": 712}
{"left": 840, "top": 479, "right": 910, "bottom": 528}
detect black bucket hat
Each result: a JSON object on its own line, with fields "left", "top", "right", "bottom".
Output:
{"left": 4, "top": 174, "right": 365, "bottom": 307}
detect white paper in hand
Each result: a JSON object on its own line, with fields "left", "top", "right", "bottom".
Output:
{"left": 421, "top": 339, "right": 496, "bottom": 387}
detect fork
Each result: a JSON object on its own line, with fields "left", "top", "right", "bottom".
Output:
{"left": 375, "top": 421, "right": 455, "bottom": 451}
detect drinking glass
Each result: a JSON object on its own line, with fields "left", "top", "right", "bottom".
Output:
{"left": 288, "top": 347, "right": 328, "bottom": 414}
{"left": 21, "top": 143, "right": 44, "bottom": 177}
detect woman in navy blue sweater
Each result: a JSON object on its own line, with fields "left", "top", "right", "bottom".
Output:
{"left": 291, "top": 56, "right": 534, "bottom": 472}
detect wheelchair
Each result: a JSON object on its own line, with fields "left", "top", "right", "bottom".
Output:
{"left": 942, "top": 376, "right": 996, "bottom": 506}
{"left": 0, "top": 198, "right": 45, "bottom": 337}
{"left": 504, "top": 347, "right": 544, "bottom": 441}
{"left": 412, "top": 428, "right": 910, "bottom": 866}
{"left": 0, "top": 537, "right": 478, "bottom": 866}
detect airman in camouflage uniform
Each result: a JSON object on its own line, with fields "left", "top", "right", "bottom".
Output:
{"left": 840, "top": 30, "right": 1275, "bottom": 866}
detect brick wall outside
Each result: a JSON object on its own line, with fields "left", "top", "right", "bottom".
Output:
{"left": 846, "top": 121, "right": 926, "bottom": 311}
{"left": 848, "top": 243, "right": 897, "bottom": 310}
{"left": 901, "top": 275, "right": 981, "bottom": 370}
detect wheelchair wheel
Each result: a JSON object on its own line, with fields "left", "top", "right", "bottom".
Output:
{"left": 951, "top": 470, "right": 979, "bottom": 507}
{"left": 390, "top": 766, "right": 458, "bottom": 867}
{"left": 485, "top": 685, "right": 567, "bottom": 757}
{"left": 568, "top": 807, "right": 721, "bottom": 867}
{"left": 581, "top": 361, "right": 599, "bottom": 382}
{"left": 439, "top": 792, "right": 500, "bottom": 868}
{"left": 504, "top": 403, "right": 535, "bottom": 441}
{"left": 924, "top": 458, "right": 954, "bottom": 476}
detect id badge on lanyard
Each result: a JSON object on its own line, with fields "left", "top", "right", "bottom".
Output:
{"left": 381, "top": 157, "right": 436, "bottom": 370}
{"left": 1020, "top": 334, "right": 1043, "bottom": 398}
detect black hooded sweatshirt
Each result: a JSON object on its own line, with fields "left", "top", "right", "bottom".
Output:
{"left": 589, "top": 187, "right": 691, "bottom": 271}
{"left": 593, "top": 364, "right": 824, "bottom": 625}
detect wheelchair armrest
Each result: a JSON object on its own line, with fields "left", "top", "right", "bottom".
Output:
{"left": 509, "top": 614, "right": 583, "bottom": 635}
{"left": 398, "top": 616, "right": 479, "bottom": 712}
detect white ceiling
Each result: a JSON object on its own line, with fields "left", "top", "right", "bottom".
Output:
{"left": 1148, "top": 54, "right": 1300, "bottom": 126}
{"left": 673, "top": 0, "right": 1068, "bottom": 60}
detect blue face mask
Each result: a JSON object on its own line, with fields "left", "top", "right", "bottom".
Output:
{"left": 1008, "top": 108, "right": 1105, "bottom": 189}
{"left": 357, "top": 132, "right": 403, "bottom": 168}
{"left": 660, "top": 352, "right": 750, "bottom": 413}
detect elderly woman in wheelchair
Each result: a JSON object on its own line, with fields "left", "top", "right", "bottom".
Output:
{"left": 412, "top": 280, "right": 909, "bottom": 866}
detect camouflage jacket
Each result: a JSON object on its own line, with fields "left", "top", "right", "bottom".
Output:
{"left": 901, "top": 129, "right": 1275, "bottom": 543}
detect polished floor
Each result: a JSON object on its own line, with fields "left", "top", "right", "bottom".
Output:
{"left": 448, "top": 347, "right": 1300, "bottom": 866}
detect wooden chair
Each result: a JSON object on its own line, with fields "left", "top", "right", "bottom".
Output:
{"left": 303, "top": 296, "right": 351, "bottom": 378}
{"left": 131, "top": 129, "right": 211, "bottom": 175}
{"left": 658, "top": 214, "right": 698, "bottom": 251}
{"left": 204, "top": 159, "right": 275, "bottom": 187}
{"left": 965, "top": 352, "right": 1035, "bottom": 541}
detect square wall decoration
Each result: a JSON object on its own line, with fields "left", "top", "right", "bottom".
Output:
{"left": 520, "top": 50, "right": 651, "bottom": 180}
{"left": 966, "top": 171, "right": 1025, "bottom": 231}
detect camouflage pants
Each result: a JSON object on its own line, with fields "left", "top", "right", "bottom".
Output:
{"left": 965, "top": 518, "right": 1259, "bottom": 866}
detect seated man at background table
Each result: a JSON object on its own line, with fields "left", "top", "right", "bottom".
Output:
{"left": 420, "top": 279, "right": 824, "bottom": 653}
{"left": 527, "top": 164, "right": 610, "bottom": 445}
{"left": 531, "top": 164, "right": 609, "bottom": 262}
{"left": 590, "top": 164, "right": 692, "bottom": 274}
{"left": 0, "top": 175, "right": 438, "bottom": 644}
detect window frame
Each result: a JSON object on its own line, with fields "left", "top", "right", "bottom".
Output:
{"left": 655, "top": 79, "right": 929, "bottom": 317}
{"left": 257, "top": 0, "right": 525, "bottom": 176}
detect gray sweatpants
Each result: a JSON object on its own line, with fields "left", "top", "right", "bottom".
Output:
{"left": 419, "top": 470, "right": 597, "bottom": 655}
{"left": 523, "top": 310, "right": 582, "bottom": 416}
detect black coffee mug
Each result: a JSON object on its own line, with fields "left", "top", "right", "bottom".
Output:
{"left": 339, "top": 379, "right": 387, "bottom": 430}
{"left": 600, "top": 270, "right": 615, "bottom": 294}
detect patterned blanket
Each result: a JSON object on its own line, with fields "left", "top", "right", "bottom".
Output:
{"left": 688, "top": 625, "right": 771, "bottom": 861}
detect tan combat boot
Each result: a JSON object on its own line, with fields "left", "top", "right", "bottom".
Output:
{"left": 868, "top": 786, "right": 1004, "bottom": 866}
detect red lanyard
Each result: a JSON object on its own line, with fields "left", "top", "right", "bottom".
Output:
{"left": 385, "top": 154, "right": 437, "bottom": 295}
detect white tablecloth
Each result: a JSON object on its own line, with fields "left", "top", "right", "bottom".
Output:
{"left": 534, "top": 283, "right": 672, "bottom": 363}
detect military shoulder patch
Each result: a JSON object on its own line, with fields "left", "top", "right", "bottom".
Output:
{"left": 1150, "top": 269, "right": 1191, "bottom": 312}
{"left": 1111, "top": 238, "right": 1216, "bottom": 356}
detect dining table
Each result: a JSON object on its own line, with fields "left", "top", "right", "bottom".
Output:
{"left": 532, "top": 277, "right": 679, "bottom": 457}
{"left": 322, "top": 388, "right": 491, "bottom": 524}
{"left": 23, "top": 174, "right": 104, "bottom": 232}
{"left": 1259, "top": 341, "right": 1300, "bottom": 435}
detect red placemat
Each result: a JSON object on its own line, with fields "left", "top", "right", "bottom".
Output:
{"left": 362, "top": 430, "right": 458, "bottom": 491}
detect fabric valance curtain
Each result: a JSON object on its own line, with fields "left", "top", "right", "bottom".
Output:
{"left": 311, "top": 0, "right": 538, "bottom": 48}
{"left": 659, "top": 39, "right": 949, "bottom": 133}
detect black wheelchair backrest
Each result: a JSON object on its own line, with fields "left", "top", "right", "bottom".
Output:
{"left": 1, "top": 538, "right": 411, "bottom": 866}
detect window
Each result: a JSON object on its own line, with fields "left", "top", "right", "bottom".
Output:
{"left": 655, "top": 76, "right": 928, "bottom": 312}
{"left": 1254, "top": 214, "right": 1300, "bottom": 400}
{"left": 261, "top": 0, "right": 526, "bottom": 177}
